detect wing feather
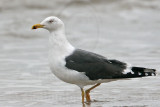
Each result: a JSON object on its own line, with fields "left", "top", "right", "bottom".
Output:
{"left": 65, "top": 49, "right": 127, "bottom": 80}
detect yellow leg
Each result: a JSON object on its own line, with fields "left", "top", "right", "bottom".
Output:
{"left": 81, "top": 88, "right": 85, "bottom": 103}
{"left": 85, "top": 83, "right": 101, "bottom": 102}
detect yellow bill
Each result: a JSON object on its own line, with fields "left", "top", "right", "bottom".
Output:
{"left": 32, "top": 24, "right": 44, "bottom": 29}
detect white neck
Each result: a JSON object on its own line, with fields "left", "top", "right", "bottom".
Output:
{"left": 49, "top": 29, "right": 75, "bottom": 57}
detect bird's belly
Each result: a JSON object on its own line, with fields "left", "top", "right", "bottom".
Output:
{"left": 49, "top": 61, "right": 90, "bottom": 86}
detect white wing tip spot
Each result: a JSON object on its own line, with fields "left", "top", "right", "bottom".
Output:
{"left": 138, "top": 72, "right": 142, "bottom": 75}
{"left": 145, "top": 73, "right": 148, "bottom": 76}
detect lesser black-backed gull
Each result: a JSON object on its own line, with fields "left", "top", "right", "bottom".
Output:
{"left": 32, "top": 16, "right": 156, "bottom": 103}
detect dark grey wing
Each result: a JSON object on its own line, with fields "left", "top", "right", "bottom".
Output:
{"left": 65, "top": 49, "right": 127, "bottom": 80}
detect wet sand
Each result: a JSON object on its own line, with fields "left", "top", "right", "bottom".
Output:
{"left": 0, "top": 0, "right": 160, "bottom": 107}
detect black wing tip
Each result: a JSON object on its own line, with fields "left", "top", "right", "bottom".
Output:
{"left": 113, "top": 67, "right": 157, "bottom": 79}
{"left": 144, "top": 68, "right": 157, "bottom": 76}
{"left": 131, "top": 67, "right": 157, "bottom": 77}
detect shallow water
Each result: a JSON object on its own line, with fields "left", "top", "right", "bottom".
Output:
{"left": 0, "top": 0, "right": 160, "bottom": 107}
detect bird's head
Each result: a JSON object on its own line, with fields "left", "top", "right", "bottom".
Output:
{"left": 32, "top": 16, "right": 64, "bottom": 32}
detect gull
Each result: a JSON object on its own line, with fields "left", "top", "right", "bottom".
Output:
{"left": 32, "top": 16, "right": 156, "bottom": 103}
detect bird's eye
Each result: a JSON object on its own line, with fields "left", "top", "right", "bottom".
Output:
{"left": 49, "top": 20, "right": 54, "bottom": 23}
